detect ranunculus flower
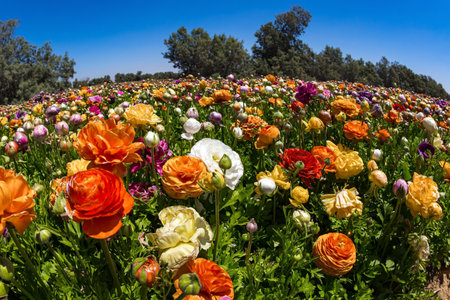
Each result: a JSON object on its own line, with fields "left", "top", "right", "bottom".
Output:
{"left": 343, "top": 121, "right": 369, "bottom": 140}
{"left": 0, "top": 168, "right": 36, "bottom": 234}
{"left": 173, "top": 258, "right": 234, "bottom": 299}
{"left": 279, "top": 149, "right": 322, "bottom": 188}
{"left": 212, "top": 90, "right": 232, "bottom": 103}
{"left": 375, "top": 129, "right": 391, "bottom": 143}
{"left": 128, "top": 182, "right": 157, "bottom": 202}
{"left": 295, "top": 82, "right": 317, "bottom": 105}
{"left": 313, "top": 233, "right": 356, "bottom": 276}
{"left": 290, "top": 186, "right": 309, "bottom": 207}
{"left": 406, "top": 173, "right": 441, "bottom": 218}
{"left": 254, "top": 165, "right": 290, "bottom": 195}
{"left": 130, "top": 138, "right": 172, "bottom": 176}
{"left": 65, "top": 168, "right": 134, "bottom": 239}
{"left": 254, "top": 125, "right": 280, "bottom": 149}
{"left": 162, "top": 156, "right": 208, "bottom": 199}
{"left": 123, "top": 103, "right": 162, "bottom": 128}
{"left": 304, "top": 117, "right": 324, "bottom": 133}
{"left": 321, "top": 186, "right": 362, "bottom": 219}
{"left": 189, "top": 139, "right": 244, "bottom": 190}
{"left": 311, "top": 146, "right": 337, "bottom": 173}
{"left": 73, "top": 118, "right": 145, "bottom": 176}
{"left": 326, "top": 141, "right": 364, "bottom": 179}
{"left": 148, "top": 206, "right": 213, "bottom": 271}
{"left": 232, "top": 115, "right": 268, "bottom": 141}
{"left": 331, "top": 98, "right": 360, "bottom": 118}
{"left": 66, "top": 159, "right": 90, "bottom": 176}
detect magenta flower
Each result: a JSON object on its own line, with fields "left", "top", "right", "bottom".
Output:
{"left": 130, "top": 138, "right": 172, "bottom": 175}
{"left": 295, "top": 82, "right": 317, "bottom": 105}
{"left": 128, "top": 182, "right": 157, "bottom": 202}
{"left": 89, "top": 106, "right": 101, "bottom": 115}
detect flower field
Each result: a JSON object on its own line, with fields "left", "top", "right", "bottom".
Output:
{"left": 0, "top": 75, "right": 448, "bottom": 299}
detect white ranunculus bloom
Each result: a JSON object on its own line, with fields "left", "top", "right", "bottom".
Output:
{"left": 257, "top": 178, "right": 277, "bottom": 196}
{"left": 422, "top": 117, "right": 438, "bottom": 134}
{"left": 189, "top": 138, "right": 244, "bottom": 190}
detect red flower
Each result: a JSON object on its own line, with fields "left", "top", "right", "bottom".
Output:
{"left": 279, "top": 149, "right": 322, "bottom": 188}
{"left": 289, "top": 101, "right": 304, "bottom": 114}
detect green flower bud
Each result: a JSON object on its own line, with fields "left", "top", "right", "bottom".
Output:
{"left": 0, "top": 257, "right": 14, "bottom": 282}
{"left": 178, "top": 273, "right": 201, "bottom": 295}
{"left": 219, "top": 154, "right": 232, "bottom": 170}
{"left": 212, "top": 172, "right": 226, "bottom": 190}
{"left": 121, "top": 224, "right": 134, "bottom": 237}
{"left": 144, "top": 131, "right": 160, "bottom": 148}
{"left": 242, "top": 233, "right": 250, "bottom": 242}
{"left": 132, "top": 256, "right": 160, "bottom": 287}
{"left": 295, "top": 161, "right": 305, "bottom": 170}
{"left": 0, "top": 281, "right": 8, "bottom": 297}
{"left": 52, "top": 192, "right": 66, "bottom": 215}
{"left": 35, "top": 229, "right": 52, "bottom": 245}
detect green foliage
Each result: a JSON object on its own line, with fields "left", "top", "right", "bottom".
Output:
{"left": 0, "top": 20, "right": 76, "bottom": 104}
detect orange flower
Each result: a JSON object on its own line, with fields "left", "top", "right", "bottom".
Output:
{"left": 268, "top": 97, "right": 283, "bottom": 106}
{"left": 375, "top": 129, "right": 390, "bottom": 143}
{"left": 212, "top": 90, "right": 232, "bottom": 103}
{"left": 49, "top": 177, "right": 69, "bottom": 207}
{"left": 311, "top": 146, "right": 337, "bottom": 173}
{"left": 343, "top": 121, "right": 369, "bottom": 140}
{"left": 66, "top": 168, "right": 134, "bottom": 239}
{"left": 313, "top": 233, "right": 356, "bottom": 276}
{"left": 8, "top": 119, "right": 22, "bottom": 129}
{"left": 384, "top": 109, "right": 402, "bottom": 124}
{"left": 173, "top": 258, "right": 234, "bottom": 300}
{"left": 162, "top": 156, "right": 208, "bottom": 200}
{"left": 331, "top": 99, "right": 360, "bottom": 118}
{"left": 265, "top": 74, "right": 276, "bottom": 83}
{"left": 73, "top": 118, "right": 144, "bottom": 176}
{"left": 232, "top": 116, "right": 267, "bottom": 141}
{"left": 255, "top": 125, "right": 280, "bottom": 149}
{"left": 199, "top": 97, "right": 214, "bottom": 107}
{"left": 0, "top": 168, "right": 36, "bottom": 234}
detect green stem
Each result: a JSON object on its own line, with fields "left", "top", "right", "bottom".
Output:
{"left": 140, "top": 285, "right": 148, "bottom": 299}
{"left": 150, "top": 147, "right": 158, "bottom": 189}
{"left": 99, "top": 239, "right": 122, "bottom": 297}
{"left": 245, "top": 232, "right": 254, "bottom": 287}
{"left": 48, "top": 243, "right": 73, "bottom": 285}
{"left": 175, "top": 292, "right": 187, "bottom": 300}
{"left": 7, "top": 224, "right": 50, "bottom": 297}
{"left": 213, "top": 189, "right": 221, "bottom": 262}
{"left": 272, "top": 194, "right": 277, "bottom": 225}
{"left": 10, "top": 278, "right": 34, "bottom": 300}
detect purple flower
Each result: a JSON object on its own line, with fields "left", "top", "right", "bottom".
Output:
{"left": 359, "top": 91, "right": 373, "bottom": 101}
{"left": 130, "top": 138, "right": 173, "bottom": 175}
{"left": 418, "top": 142, "right": 435, "bottom": 160}
{"left": 371, "top": 104, "right": 383, "bottom": 118}
{"left": 15, "top": 110, "right": 25, "bottom": 119}
{"left": 128, "top": 182, "right": 157, "bottom": 202}
{"left": 393, "top": 179, "right": 408, "bottom": 198}
{"left": 295, "top": 82, "right": 317, "bottom": 105}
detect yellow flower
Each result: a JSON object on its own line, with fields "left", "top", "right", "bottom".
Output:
{"left": 148, "top": 206, "right": 213, "bottom": 271}
{"left": 255, "top": 165, "right": 290, "bottom": 194}
{"left": 440, "top": 161, "right": 450, "bottom": 177}
{"left": 32, "top": 104, "right": 43, "bottom": 114}
{"left": 304, "top": 117, "right": 324, "bottom": 133}
{"left": 406, "top": 173, "right": 440, "bottom": 218}
{"left": 369, "top": 170, "right": 387, "bottom": 187}
{"left": 290, "top": 186, "right": 309, "bottom": 207}
{"left": 123, "top": 104, "right": 162, "bottom": 128}
{"left": 327, "top": 141, "right": 364, "bottom": 179}
{"left": 367, "top": 160, "right": 378, "bottom": 172}
{"left": 321, "top": 186, "right": 362, "bottom": 219}
{"left": 66, "top": 159, "right": 90, "bottom": 176}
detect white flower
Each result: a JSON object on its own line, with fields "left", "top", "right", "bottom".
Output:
{"left": 257, "top": 178, "right": 277, "bottom": 196}
{"left": 189, "top": 138, "right": 244, "bottom": 190}
{"left": 265, "top": 86, "right": 273, "bottom": 94}
{"left": 371, "top": 149, "right": 382, "bottom": 161}
{"left": 422, "top": 117, "right": 438, "bottom": 134}
{"left": 144, "top": 131, "right": 160, "bottom": 148}
{"left": 182, "top": 118, "right": 201, "bottom": 140}
{"left": 232, "top": 127, "right": 243, "bottom": 140}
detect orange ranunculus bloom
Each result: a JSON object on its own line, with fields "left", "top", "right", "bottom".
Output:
{"left": 265, "top": 74, "right": 276, "bottom": 83}
{"left": 162, "top": 156, "right": 208, "bottom": 200}
{"left": 232, "top": 115, "right": 268, "bottom": 141}
{"left": 123, "top": 104, "right": 162, "bottom": 128}
{"left": 0, "top": 168, "right": 36, "bottom": 234}
{"left": 313, "top": 233, "right": 356, "bottom": 276}
{"left": 343, "top": 121, "right": 369, "bottom": 140}
{"left": 66, "top": 168, "right": 134, "bottom": 239}
{"left": 212, "top": 90, "right": 232, "bottom": 103}
{"left": 331, "top": 99, "right": 360, "bottom": 118}
{"left": 244, "top": 107, "right": 263, "bottom": 116}
{"left": 375, "top": 129, "right": 391, "bottom": 142}
{"left": 311, "top": 146, "right": 337, "bottom": 173}
{"left": 384, "top": 109, "right": 402, "bottom": 124}
{"left": 173, "top": 258, "right": 234, "bottom": 300}
{"left": 49, "top": 177, "right": 69, "bottom": 207}
{"left": 73, "top": 118, "right": 144, "bottom": 176}
{"left": 269, "top": 97, "right": 283, "bottom": 106}
{"left": 255, "top": 125, "right": 280, "bottom": 149}
{"left": 199, "top": 97, "right": 214, "bottom": 107}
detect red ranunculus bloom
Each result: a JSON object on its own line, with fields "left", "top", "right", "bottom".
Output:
{"left": 279, "top": 149, "right": 322, "bottom": 188}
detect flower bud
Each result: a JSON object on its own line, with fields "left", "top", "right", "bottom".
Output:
{"left": 201, "top": 121, "right": 215, "bottom": 132}
{"left": 422, "top": 117, "right": 438, "bottom": 134}
{"left": 155, "top": 124, "right": 165, "bottom": 133}
{"left": 393, "top": 179, "right": 408, "bottom": 198}
{"left": 55, "top": 121, "right": 69, "bottom": 136}
{"left": 283, "top": 122, "right": 293, "bottom": 131}
{"left": 5, "top": 141, "right": 19, "bottom": 157}
{"left": 295, "top": 161, "right": 305, "bottom": 170}
{"left": 367, "top": 160, "right": 379, "bottom": 172}
{"left": 178, "top": 273, "right": 202, "bottom": 295}
{"left": 14, "top": 131, "right": 28, "bottom": 149}
{"left": 232, "top": 127, "right": 243, "bottom": 140}
{"left": 0, "top": 257, "right": 14, "bottom": 282}
{"left": 237, "top": 112, "right": 248, "bottom": 122}
{"left": 114, "top": 107, "right": 124, "bottom": 115}
{"left": 59, "top": 139, "right": 72, "bottom": 152}
{"left": 318, "top": 110, "right": 331, "bottom": 124}
{"left": 23, "top": 121, "right": 34, "bottom": 132}
{"left": 144, "top": 131, "right": 160, "bottom": 148}
{"left": 186, "top": 107, "right": 199, "bottom": 119}
{"left": 257, "top": 178, "right": 277, "bottom": 196}
{"left": 174, "top": 107, "right": 182, "bottom": 116}
{"left": 336, "top": 111, "right": 346, "bottom": 122}
{"left": 33, "top": 125, "right": 48, "bottom": 143}
{"left": 35, "top": 229, "right": 52, "bottom": 244}
{"left": 371, "top": 149, "right": 382, "bottom": 161}
{"left": 0, "top": 281, "right": 7, "bottom": 297}
{"left": 209, "top": 111, "right": 222, "bottom": 123}
{"left": 32, "top": 183, "right": 44, "bottom": 193}
{"left": 69, "top": 114, "right": 83, "bottom": 126}
{"left": 212, "top": 172, "right": 226, "bottom": 190}
{"left": 219, "top": 154, "right": 232, "bottom": 170}
{"left": 369, "top": 170, "right": 388, "bottom": 187}
{"left": 246, "top": 218, "right": 258, "bottom": 233}
{"left": 292, "top": 209, "right": 311, "bottom": 228}
{"left": 273, "top": 111, "right": 283, "bottom": 120}
{"left": 132, "top": 256, "right": 160, "bottom": 287}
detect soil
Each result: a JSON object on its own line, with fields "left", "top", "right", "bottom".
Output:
{"left": 426, "top": 267, "right": 450, "bottom": 299}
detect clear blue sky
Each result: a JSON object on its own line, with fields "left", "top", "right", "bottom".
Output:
{"left": 2, "top": 0, "right": 450, "bottom": 92}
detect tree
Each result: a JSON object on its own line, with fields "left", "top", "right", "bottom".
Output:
{"left": 313, "top": 46, "right": 344, "bottom": 81}
{"left": 163, "top": 27, "right": 251, "bottom": 76}
{"left": 0, "top": 20, "right": 76, "bottom": 104}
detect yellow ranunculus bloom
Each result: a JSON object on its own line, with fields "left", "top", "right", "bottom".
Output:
{"left": 66, "top": 159, "right": 90, "bottom": 176}
{"left": 255, "top": 165, "right": 290, "bottom": 194}
{"left": 123, "top": 104, "right": 162, "bottom": 128}
{"left": 148, "top": 206, "right": 213, "bottom": 271}
{"left": 290, "top": 186, "right": 309, "bottom": 207}
{"left": 321, "top": 186, "right": 362, "bottom": 219}
{"left": 304, "top": 117, "right": 324, "bottom": 133}
{"left": 406, "top": 173, "right": 441, "bottom": 218}
{"left": 327, "top": 141, "right": 364, "bottom": 179}
{"left": 32, "top": 104, "right": 43, "bottom": 114}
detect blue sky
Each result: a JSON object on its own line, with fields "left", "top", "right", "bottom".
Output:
{"left": 2, "top": 0, "right": 450, "bottom": 92}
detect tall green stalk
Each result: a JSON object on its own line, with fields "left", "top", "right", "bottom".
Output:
{"left": 99, "top": 239, "right": 122, "bottom": 297}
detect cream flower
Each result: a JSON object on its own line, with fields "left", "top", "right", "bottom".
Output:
{"left": 189, "top": 138, "right": 244, "bottom": 190}
{"left": 321, "top": 186, "right": 362, "bottom": 219}
{"left": 123, "top": 104, "right": 162, "bottom": 128}
{"left": 148, "top": 206, "right": 213, "bottom": 271}
{"left": 254, "top": 165, "right": 290, "bottom": 195}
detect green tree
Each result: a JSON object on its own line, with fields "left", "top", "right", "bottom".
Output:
{"left": 0, "top": 20, "right": 75, "bottom": 104}
{"left": 313, "top": 46, "right": 344, "bottom": 81}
